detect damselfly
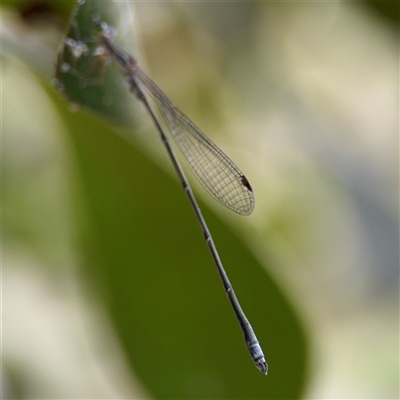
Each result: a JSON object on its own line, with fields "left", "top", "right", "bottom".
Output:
{"left": 60, "top": 19, "right": 267, "bottom": 374}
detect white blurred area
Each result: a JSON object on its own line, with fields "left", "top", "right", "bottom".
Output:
{"left": 136, "top": 3, "right": 398, "bottom": 396}
{"left": 2, "top": 55, "right": 149, "bottom": 399}
{"left": 2, "top": 1, "right": 398, "bottom": 399}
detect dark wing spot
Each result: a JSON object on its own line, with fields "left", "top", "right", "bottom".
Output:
{"left": 241, "top": 175, "right": 253, "bottom": 192}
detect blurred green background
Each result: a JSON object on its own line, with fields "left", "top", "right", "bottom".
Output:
{"left": 2, "top": 0, "right": 398, "bottom": 399}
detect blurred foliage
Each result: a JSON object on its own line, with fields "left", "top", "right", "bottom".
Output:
{"left": 3, "top": 0, "right": 398, "bottom": 398}
{"left": 366, "top": 0, "right": 400, "bottom": 25}
{"left": 0, "top": 0, "right": 75, "bottom": 21}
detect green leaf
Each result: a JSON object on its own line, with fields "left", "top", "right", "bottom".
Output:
{"left": 49, "top": 87, "right": 308, "bottom": 398}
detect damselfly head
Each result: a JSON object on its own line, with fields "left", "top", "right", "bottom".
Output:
{"left": 64, "top": 37, "right": 89, "bottom": 60}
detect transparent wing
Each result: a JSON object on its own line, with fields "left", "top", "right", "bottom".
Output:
{"left": 137, "top": 69, "right": 254, "bottom": 216}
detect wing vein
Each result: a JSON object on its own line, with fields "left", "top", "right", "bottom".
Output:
{"left": 137, "top": 68, "right": 254, "bottom": 215}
